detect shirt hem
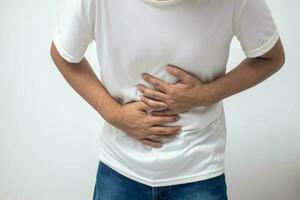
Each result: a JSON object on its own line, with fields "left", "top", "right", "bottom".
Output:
{"left": 97, "top": 152, "right": 225, "bottom": 187}
{"left": 245, "top": 28, "right": 280, "bottom": 58}
{"left": 52, "top": 28, "right": 83, "bottom": 63}
{"left": 140, "top": 0, "right": 184, "bottom": 7}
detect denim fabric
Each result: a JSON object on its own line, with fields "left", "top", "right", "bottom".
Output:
{"left": 92, "top": 161, "right": 228, "bottom": 200}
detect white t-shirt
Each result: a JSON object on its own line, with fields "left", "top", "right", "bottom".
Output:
{"left": 52, "top": 0, "right": 280, "bottom": 187}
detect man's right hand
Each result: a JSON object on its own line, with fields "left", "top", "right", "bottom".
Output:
{"left": 50, "top": 43, "right": 182, "bottom": 148}
{"left": 110, "top": 101, "right": 182, "bottom": 148}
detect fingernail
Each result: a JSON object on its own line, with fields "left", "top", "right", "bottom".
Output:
{"left": 176, "top": 115, "right": 180, "bottom": 120}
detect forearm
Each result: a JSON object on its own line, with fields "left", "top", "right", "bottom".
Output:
{"left": 206, "top": 56, "right": 284, "bottom": 104}
{"left": 50, "top": 42, "right": 121, "bottom": 124}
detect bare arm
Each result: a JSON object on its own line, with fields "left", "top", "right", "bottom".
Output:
{"left": 50, "top": 41, "right": 181, "bottom": 148}
{"left": 206, "top": 38, "right": 285, "bottom": 104}
{"left": 50, "top": 41, "right": 121, "bottom": 124}
{"left": 134, "top": 39, "right": 285, "bottom": 116}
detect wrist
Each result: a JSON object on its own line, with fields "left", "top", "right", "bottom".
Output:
{"left": 108, "top": 105, "right": 122, "bottom": 126}
{"left": 101, "top": 101, "right": 123, "bottom": 126}
{"left": 202, "top": 82, "right": 221, "bottom": 106}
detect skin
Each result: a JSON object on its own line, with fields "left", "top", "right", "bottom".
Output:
{"left": 50, "top": 42, "right": 181, "bottom": 148}
{"left": 50, "top": 38, "right": 285, "bottom": 148}
{"left": 138, "top": 39, "right": 285, "bottom": 117}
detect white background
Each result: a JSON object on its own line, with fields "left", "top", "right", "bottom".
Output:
{"left": 0, "top": 0, "right": 299, "bottom": 199}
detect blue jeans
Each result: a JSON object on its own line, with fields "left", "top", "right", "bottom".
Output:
{"left": 93, "top": 161, "right": 228, "bottom": 200}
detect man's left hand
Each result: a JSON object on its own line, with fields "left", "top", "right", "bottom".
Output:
{"left": 137, "top": 64, "right": 214, "bottom": 116}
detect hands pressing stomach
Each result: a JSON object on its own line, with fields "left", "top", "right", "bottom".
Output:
{"left": 110, "top": 64, "right": 215, "bottom": 148}
{"left": 111, "top": 100, "right": 181, "bottom": 148}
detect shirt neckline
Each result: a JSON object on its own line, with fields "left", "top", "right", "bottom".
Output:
{"left": 140, "top": 0, "right": 184, "bottom": 7}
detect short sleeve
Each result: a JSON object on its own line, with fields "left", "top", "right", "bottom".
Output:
{"left": 234, "top": 0, "right": 280, "bottom": 58}
{"left": 52, "top": 0, "right": 94, "bottom": 63}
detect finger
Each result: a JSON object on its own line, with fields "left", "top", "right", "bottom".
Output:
{"left": 137, "top": 84, "right": 166, "bottom": 101}
{"left": 141, "top": 73, "right": 170, "bottom": 93}
{"left": 165, "top": 65, "right": 193, "bottom": 83}
{"left": 146, "top": 134, "right": 161, "bottom": 141}
{"left": 141, "top": 138, "right": 162, "bottom": 148}
{"left": 148, "top": 126, "right": 181, "bottom": 135}
{"left": 137, "top": 101, "right": 152, "bottom": 112}
{"left": 151, "top": 109, "right": 176, "bottom": 116}
{"left": 147, "top": 115, "right": 180, "bottom": 125}
{"left": 147, "top": 134, "right": 177, "bottom": 141}
{"left": 140, "top": 95, "right": 168, "bottom": 110}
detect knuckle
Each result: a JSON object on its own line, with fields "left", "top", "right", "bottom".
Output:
{"left": 141, "top": 139, "right": 148, "bottom": 145}
{"left": 143, "top": 139, "right": 152, "bottom": 146}
{"left": 148, "top": 134, "right": 159, "bottom": 140}
{"left": 155, "top": 128, "right": 165, "bottom": 134}
{"left": 143, "top": 118, "right": 151, "bottom": 125}
{"left": 140, "top": 128, "right": 148, "bottom": 135}
{"left": 156, "top": 104, "right": 165, "bottom": 109}
{"left": 165, "top": 116, "right": 174, "bottom": 122}
{"left": 166, "top": 128, "right": 175, "bottom": 134}
{"left": 152, "top": 93, "right": 159, "bottom": 99}
{"left": 139, "top": 86, "right": 145, "bottom": 92}
{"left": 164, "top": 117, "right": 171, "bottom": 123}
{"left": 168, "top": 98, "right": 177, "bottom": 104}
{"left": 154, "top": 117, "right": 162, "bottom": 124}
{"left": 170, "top": 116, "right": 178, "bottom": 122}
{"left": 185, "top": 76, "right": 193, "bottom": 82}
{"left": 142, "top": 96, "right": 149, "bottom": 103}
{"left": 154, "top": 135, "right": 160, "bottom": 140}
{"left": 161, "top": 128, "right": 169, "bottom": 134}
{"left": 153, "top": 82, "right": 159, "bottom": 88}
{"left": 150, "top": 100, "right": 157, "bottom": 107}
{"left": 130, "top": 123, "right": 139, "bottom": 130}
{"left": 168, "top": 87, "right": 176, "bottom": 95}
{"left": 159, "top": 102, "right": 167, "bottom": 108}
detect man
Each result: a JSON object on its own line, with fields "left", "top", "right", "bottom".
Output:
{"left": 50, "top": 0, "right": 285, "bottom": 199}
